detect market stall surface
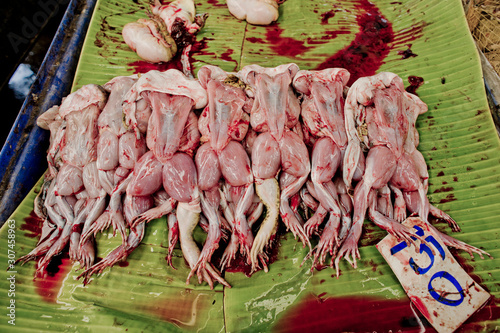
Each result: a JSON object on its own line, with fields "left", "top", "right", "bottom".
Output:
{"left": 1, "top": 0, "right": 499, "bottom": 332}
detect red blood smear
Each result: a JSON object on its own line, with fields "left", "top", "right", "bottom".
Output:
{"left": 449, "top": 249, "right": 485, "bottom": 293}
{"left": 34, "top": 256, "right": 72, "bottom": 303}
{"left": 71, "top": 223, "right": 83, "bottom": 234}
{"left": 304, "top": 28, "right": 351, "bottom": 46}
{"left": 406, "top": 75, "right": 424, "bottom": 95}
{"left": 398, "top": 44, "right": 418, "bottom": 59}
{"left": 129, "top": 56, "right": 184, "bottom": 74}
{"left": 224, "top": 243, "right": 280, "bottom": 277}
{"left": 316, "top": 0, "right": 394, "bottom": 86}
{"left": 118, "top": 260, "right": 130, "bottom": 267}
{"left": 144, "top": 293, "right": 210, "bottom": 327}
{"left": 21, "top": 210, "right": 43, "bottom": 238}
{"left": 392, "top": 22, "right": 425, "bottom": 48}
{"left": 290, "top": 193, "right": 301, "bottom": 212}
{"left": 276, "top": 252, "right": 500, "bottom": 332}
{"left": 439, "top": 193, "right": 457, "bottom": 204}
{"left": 220, "top": 48, "right": 233, "bottom": 62}
{"left": 359, "top": 224, "right": 386, "bottom": 247}
{"left": 223, "top": 255, "right": 253, "bottom": 277}
{"left": 265, "top": 25, "right": 312, "bottom": 57}
{"left": 321, "top": 29, "right": 351, "bottom": 40}
{"left": 368, "top": 259, "right": 378, "bottom": 272}
{"left": 207, "top": 0, "right": 225, "bottom": 7}
{"left": 219, "top": 48, "right": 238, "bottom": 71}
{"left": 129, "top": 38, "right": 209, "bottom": 75}
{"left": 220, "top": 237, "right": 281, "bottom": 277}
{"left": 273, "top": 295, "right": 434, "bottom": 332}
{"left": 433, "top": 186, "right": 454, "bottom": 193}
{"left": 410, "top": 295, "right": 430, "bottom": 319}
{"left": 320, "top": 10, "right": 336, "bottom": 25}
{"left": 247, "top": 36, "right": 266, "bottom": 44}
{"left": 127, "top": 2, "right": 425, "bottom": 83}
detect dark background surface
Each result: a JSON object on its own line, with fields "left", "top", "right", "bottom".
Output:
{"left": 0, "top": 0, "right": 68, "bottom": 147}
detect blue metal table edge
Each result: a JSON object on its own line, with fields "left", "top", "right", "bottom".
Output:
{"left": 0, "top": 0, "right": 98, "bottom": 225}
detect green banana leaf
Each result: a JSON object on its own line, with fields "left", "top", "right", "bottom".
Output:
{"left": 1, "top": 0, "right": 500, "bottom": 331}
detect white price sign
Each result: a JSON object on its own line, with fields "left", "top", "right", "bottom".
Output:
{"left": 377, "top": 217, "right": 490, "bottom": 333}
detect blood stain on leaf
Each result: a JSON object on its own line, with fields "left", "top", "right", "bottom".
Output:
{"left": 398, "top": 44, "right": 419, "bottom": 59}
{"left": 207, "top": 0, "right": 225, "bottom": 7}
{"left": 406, "top": 76, "right": 424, "bottom": 95}
{"left": 315, "top": 0, "right": 425, "bottom": 85}
{"left": 96, "top": 10, "right": 141, "bottom": 62}
{"left": 320, "top": 10, "right": 336, "bottom": 25}
{"left": 118, "top": 260, "right": 130, "bottom": 267}
{"left": 219, "top": 48, "right": 238, "bottom": 71}
{"left": 273, "top": 295, "right": 434, "bottom": 332}
{"left": 129, "top": 53, "right": 184, "bottom": 74}
{"left": 217, "top": 236, "right": 282, "bottom": 277}
{"left": 34, "top": 256, "right": 73, "bottom": 303}
{"left": 392, "top": 22, "right": 425, "bottom": 48}
{"left": 265, "top": 24, "right": 312, "bottom": 57}
{"left": 433, "top": 186, "right": 454, "bottom": 193}
{"left": 130, "top": 38, "right": 210, "bottom": 75}
{"left": 143, "top": 292, "right": 211, "bottom": 328}
{"left": 21, "top": 210, "right": 43, "bottom": 238}
{"left": 316, "top": 0, "right": 394, "bottom": 85}
{"left": 247, "top": 37, "right": 266, "bottom": 44}
{"left": 439, "top": 194, "right": 457, "bottom": 204}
